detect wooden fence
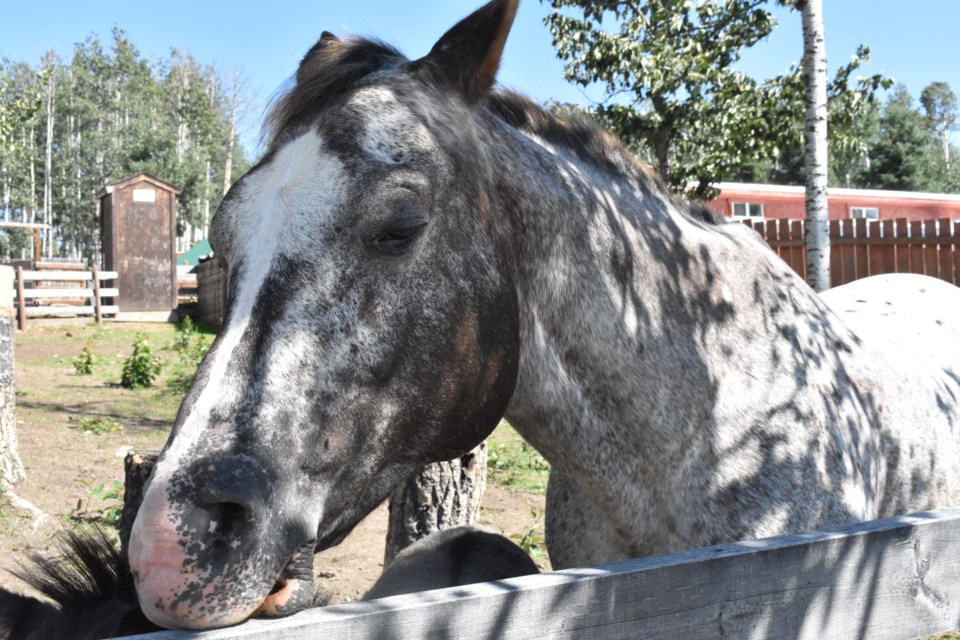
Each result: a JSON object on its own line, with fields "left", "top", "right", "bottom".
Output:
{"left": 743, "top": 217, "right": 960, "bottom": 287}
{"left": 195, "top": 259, "right": 227, "bottom": 328}
{"left": 13, "top": 267, "right": 118, "bottom": 329}
{"left": 125, "top": 507, "right": 960, "bottom": 639}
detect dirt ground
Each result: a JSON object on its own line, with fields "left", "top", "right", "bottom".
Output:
{"left": 0, "top": 321, "right": 548, "bottom": 605}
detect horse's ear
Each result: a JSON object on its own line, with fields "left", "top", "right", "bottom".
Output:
{"left": 417, "top": 0, "right": 519, "bottom": 102}
{"left": 297, "top": 31, "right": 343, "bottom": 84}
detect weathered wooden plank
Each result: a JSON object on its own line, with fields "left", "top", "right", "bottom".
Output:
{"left": 895, "top": 219, "right": 910, "bottom": 273}
{"left": 24, "top": 305, "right": 118, "bottom": 317}
{"left": 909, "top": 220, "right": 925, "bottom": 275}
{"left": 16, "top": 288, "right": 119, "bottom": 299}
{"left": 854, "top": 218, "right": 869, "bottom": 281}
{"left": 839, "top": 219, "right": 856, "bottom": 286}
{"left": 125, "top": 508, "right": 960, "bottom": 640}
{"left": 867, "top": 221, "right": 885, "bottom": 277}
{"left": 828, "top": 220, "right": 841, "bottom": 288}
{"left": 20, "top": 270, "right": 119, "bottom": 281}
{"left": 924, "top": 219, "right": 940, "bottom": 278}
{"left": 937, "top": 218, "right": 955, "bottom": 285}
{"left": 880, "top": 220, "right": 896, "bottom": 274}
{"left": 789, "top": 219, "right": 806, "bottom": 281}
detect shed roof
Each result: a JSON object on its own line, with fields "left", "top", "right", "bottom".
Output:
{"left": 96, "top": 173, "right": 181, "bottom": 199}
{"left": 177, "top": 238, "right": 213, "bottom": 266}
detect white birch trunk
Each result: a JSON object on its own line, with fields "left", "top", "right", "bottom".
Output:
{"left": 800, "top": 0, "right": 830, "bottom": 292}
{"left": 2, "top": 162, "right": 9, "bottom": 223}
{"left": 43, "top": 56, "right": 55, "bottom": 259}
{"left": 223, "top": 70, "right": 239, "bottom": 196}
{"left": 28, "top": 126, "right": 36, "bottom": 227}
{"left": 0, "top": 266, "right": 23, "bottom": 489}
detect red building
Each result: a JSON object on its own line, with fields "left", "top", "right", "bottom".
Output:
{"left": 707, "top": 182, "right": 960, "bottom": 222}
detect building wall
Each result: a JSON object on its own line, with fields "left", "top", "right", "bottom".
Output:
{"left": 708, "top": 188, "right": 960, "bottom": 221}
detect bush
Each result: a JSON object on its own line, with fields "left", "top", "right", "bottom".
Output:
{"left": 121, "top": 333, "right": 163, "bottom": 389}
{"left": 72, "top": 345, "right": 96, "bottom": 376}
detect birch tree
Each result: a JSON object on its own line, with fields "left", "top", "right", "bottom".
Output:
{"left": 796, "top": 0, "right": 829, "bottom": 292}
{"left": 920, "top": 82, "right": 958, "bottom": 166}
{"left": 546, "top": 0, "right": 888, "bottom": 200}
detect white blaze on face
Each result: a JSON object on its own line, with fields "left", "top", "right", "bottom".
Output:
{"left": 158, "top": 129, "right": 348, "bottom": 477}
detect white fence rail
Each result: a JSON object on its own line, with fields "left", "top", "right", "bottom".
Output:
{"left": 13, "top": 267, "right": 118, "bottom": 328}
{"left": 125, "top": 507, "right": 960, "bottom": 640}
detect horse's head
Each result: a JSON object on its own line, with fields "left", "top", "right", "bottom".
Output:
{"left": 129, "top": 0, "right": 521, "bottom": 629}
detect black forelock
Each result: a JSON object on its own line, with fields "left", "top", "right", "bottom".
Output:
{"left": 265, "top": 36, "right": 407, "bottom": 147}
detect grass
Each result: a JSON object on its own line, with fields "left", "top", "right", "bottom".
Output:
{"left": 487, "top": 421, "right": 550, "bottom": 493}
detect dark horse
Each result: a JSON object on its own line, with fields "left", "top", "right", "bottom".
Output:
{"left": 0, "top": 527, "right": 157, "bottom": 639}
{"left": 0, "top": 526, "right": 532, "bottom": 638}
{"left": 128, "top": 0, "right": 960, "bottom": 629}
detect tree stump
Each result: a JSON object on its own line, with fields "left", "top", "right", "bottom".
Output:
{"left": 120, "top": 450, "right": 159, "bottom": 559}
{"left": 383, "top": 442, "right": 487, "bottom": 566}
{"left": 0, "top": 266, "right": 24, "bottom": 490}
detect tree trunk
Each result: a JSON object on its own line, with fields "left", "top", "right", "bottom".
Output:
{"left": 0, "top": 266, "right": 24, "bottom": 490}
{"left": 43, "top": 55, "right": 55, "bottom": 259}
{"left": 383, "top": 442, "right": 487, "bottom": 566}
{"left": 799, "top": 0, "right": 830, "bottom": 292}
{"left": 223, "top": 70, "right": 239, "bottom": 197}
{"left": 119, "top": 450, "right": 158, "bottom": 560}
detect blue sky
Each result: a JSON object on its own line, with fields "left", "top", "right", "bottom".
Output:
{"left": 3, "top": 1, "right": 959, "bottom": 156}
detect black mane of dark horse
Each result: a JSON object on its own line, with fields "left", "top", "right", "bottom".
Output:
{"left": 0, "top": 527, "right": 158, "bottom": 640}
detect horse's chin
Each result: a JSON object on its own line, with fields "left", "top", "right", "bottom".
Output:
{"left": 254, "top": 539, "right": 316, "bottom": 618}
{"left": 253, "top": 577, "right": 314, "bottom": 618}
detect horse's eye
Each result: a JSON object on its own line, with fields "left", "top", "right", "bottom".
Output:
{"left": 373, "top": 222, "right": 426, "bottom": 255}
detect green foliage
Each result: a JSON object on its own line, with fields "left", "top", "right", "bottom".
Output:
{"left": 511, "top": 508, "right": 546, "bottom": 559}
{"left": 70, "top": 416, "right": 123, "bottom": 435}
{"left": 173, "top": 315, "right": 196, "bottom": 348}
{"left": 487, "top": 422, "right": 550, "bottom": 492}
{"left": 545, "top": 0, "right": 889, "bottom": 198}
{"left": 72, "top": 344, "right": 97, "bottom": 375}
{"left": 0, "top": 29, "right": 251, "bottom": 262}
{"left": 166, "top": 316, "right": 210, "bottom": 393}
{"left": 0, "top": 60, "right": 46, "bottom": 153}
{"left": 860, "top": 85, "right": 940, "bottom": 192}
{"left": 88, "top": 481, "right": 124, "bottom": 528}
{"left": 121, "top": 333, "right": 163, "bottom": 388}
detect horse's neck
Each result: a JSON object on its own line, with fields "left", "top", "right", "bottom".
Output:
{"left": 494, "top": 125, "right": 835, "bottom": 499}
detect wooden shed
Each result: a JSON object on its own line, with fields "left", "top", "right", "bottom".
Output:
{"left": 97, "top": 174, "right": 180, "bottom": 314}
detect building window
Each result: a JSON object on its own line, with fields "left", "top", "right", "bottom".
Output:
{"left": 732, "top": 202, "right": 764, "bottom": 219}
{"left": 850, "top": 207, "right": 879, "bottom": 220}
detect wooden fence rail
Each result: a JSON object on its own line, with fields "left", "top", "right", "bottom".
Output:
{"left": 124, "top": 507, "right": 960, "bottom": 640}
{"left": 743, "top": 217, "right": 960, "bottom": 287}
{"left": 13, "top": 267, "right": 119, "bottom": 329}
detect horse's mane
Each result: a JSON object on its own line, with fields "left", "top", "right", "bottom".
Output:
{"left": 0, "top": 526, "right": 158, "bottom": 639}
{"left": 265, "top": 35, "right": 722, "bottom": 225}
{"left": 483, "top": 92, "right": 724, "bottom": 225}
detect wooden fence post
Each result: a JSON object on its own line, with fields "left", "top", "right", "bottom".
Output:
{"left": 0, "top": 266, "right": 24, "bottom": 489}
{"left": 92, "top": 265, "right": 102, "bottom": 324}
{"left": 14, "top": 266, "right": 25, "bottom": 331}
{"left": 120, "top": 450, "right": 159, "bottom": 560}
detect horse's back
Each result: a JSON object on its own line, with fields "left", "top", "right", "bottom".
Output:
{"left": 821, "top": 274, "right": 960, "bottom": 351}
{"left": 822, "top": 274, "right": 960, "bottom": 516}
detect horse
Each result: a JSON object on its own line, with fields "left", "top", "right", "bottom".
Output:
{"left": 0, "top": 525, "right": 533, "bottom": 638}
{"left": 363, "top": 525, "right": 539, "bottom": 601}
{"left": 0, "top": 527, "right": 158, "bottom": 640}
{"left": 127, "top": 0, "right": 960, "bottom": 629}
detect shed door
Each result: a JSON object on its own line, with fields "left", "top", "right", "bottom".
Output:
{"left": 115, "top": 189, "right": 173, "bottom": 311}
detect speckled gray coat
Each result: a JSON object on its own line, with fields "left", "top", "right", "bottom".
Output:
{"left": 127, "top": 0, "right": 960, "bottom": 629}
